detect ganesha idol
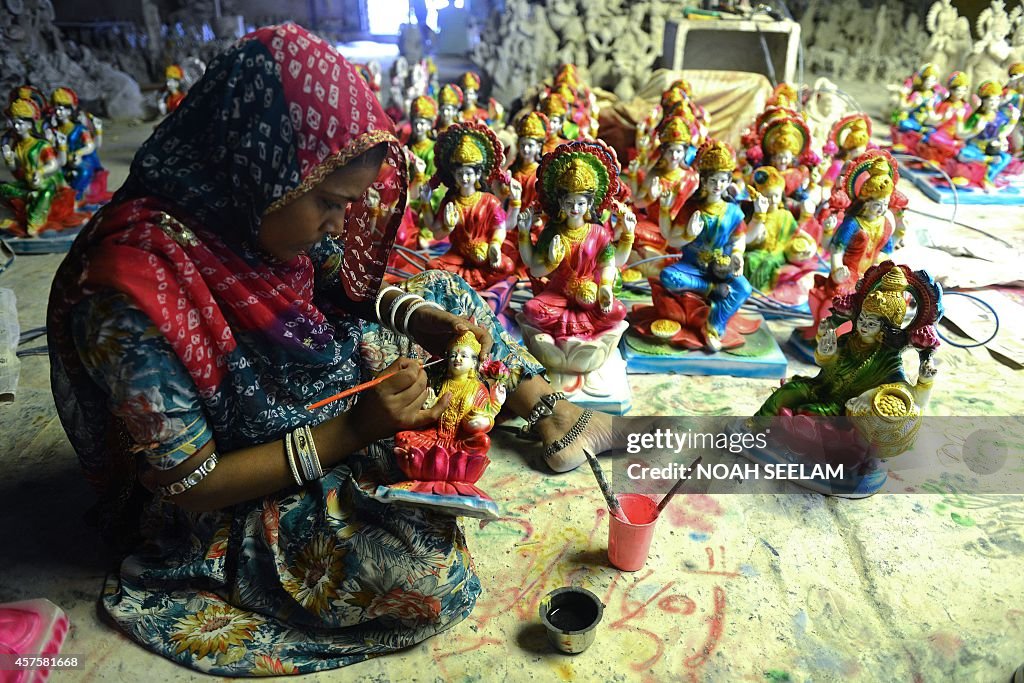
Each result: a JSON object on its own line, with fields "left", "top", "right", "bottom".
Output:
{"left": 745, "top": 262, "right": 943, "bottom": 497}
{"left": 515, "top": 140, "right": 635, "bottom": 407}
{"left": 376, "top": 332, "right": 510, "bottom": 519}
{"left": 422, "top": 122, "right": 520, "bottom": 314}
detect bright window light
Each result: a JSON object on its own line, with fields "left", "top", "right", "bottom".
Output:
{"left": 367, "top": 0, "right": 465, "bottom": 35}
{"left": 367, "top": 1, "right": 411, "bottom": 36}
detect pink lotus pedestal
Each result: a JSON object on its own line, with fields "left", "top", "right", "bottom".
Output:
{"left": 515, "top": 316, "right": 632, "bottom": 415}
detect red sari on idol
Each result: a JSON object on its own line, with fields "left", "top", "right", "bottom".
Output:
{"left": 428, "top": 191, "right": 516, "bottom": 290}
{"left": 522, "top": 224, "right": 628, "bottom": 340}
{"left": 635, "top": 165, "right": 699, "bottom": 252}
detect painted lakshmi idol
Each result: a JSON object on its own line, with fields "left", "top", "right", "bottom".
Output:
{"left": 516, "top": 140, "right": 635, "bottom": 395}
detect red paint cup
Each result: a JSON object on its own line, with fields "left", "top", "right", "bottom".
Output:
{"left": 607, "top": 493, "right": 659, "bottom": 571}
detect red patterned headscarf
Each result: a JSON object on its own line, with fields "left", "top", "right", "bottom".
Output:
{"left": 47, "top": 24, "right": 407, "bottom": 546}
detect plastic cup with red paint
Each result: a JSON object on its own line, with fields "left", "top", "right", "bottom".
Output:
{"left": 607, "top": 493, "right": 660, "bottom": 571}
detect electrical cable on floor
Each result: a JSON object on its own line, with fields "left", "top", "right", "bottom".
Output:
{"left": 0, "top": 239, "right": 13, "bottom": 277}
{"left": 936, "top": 290, "right": 1000, "bottom": 349}
{"left": 18, "top": 326, "right": 46, "bottom": 344}
{"left": 890, "top": 152, "right": 960, "bottom": 228}
{"left": 903, "top": 206, "right": 1014, "bottom": 249}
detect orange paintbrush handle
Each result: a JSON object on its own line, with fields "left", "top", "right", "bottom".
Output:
{"left": 305, "top": 357, "right": 444, "bottom": 411}
{"left": 305, "top": 372, "right": 397, "bottom": 411}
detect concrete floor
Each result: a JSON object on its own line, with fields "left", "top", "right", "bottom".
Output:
{"left": 2, "top": 84, "right": 1024, "bottom": 682}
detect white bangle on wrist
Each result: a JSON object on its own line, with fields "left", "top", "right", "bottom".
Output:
{"left": 292, "top": 425, "right": 323, "bottom": 482}
{"left": 284, "top": 432, "right": 303, "bottom": 486}
{"left": 374, "top": 285, "right": 404, "bottom": 326}
{"left": 401, "top": 298, "right": 430, "bottom": 336}
{"left": 402, "top": 299, "right": 442, "bottom": 336}
{"left": 388, "top": 292, "right": 421, "bottom": 333}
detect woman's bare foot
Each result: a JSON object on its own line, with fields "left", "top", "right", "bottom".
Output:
{"left": 507, "top": 376, "right": 659, "bottom": 473}
{"left": 535, "top": 401, "right": 638, "bottom": 472}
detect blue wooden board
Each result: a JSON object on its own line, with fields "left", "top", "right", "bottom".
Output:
{"left": 900, "top": 162, "right": 1024, "bottom": 205}
{"left": 1, "top": 226, "right": 83, "bottom": 254}
{"left": 622, "top": 324, "right": 788, "bottom": 379}
{"left": 372, "top": 485, "right": 500, "bottom": 519}
{"left": 739, "top": 440, "right": 887, "bottom": 497}
{"left": 786, "top": 328, "right": 818, "bottom": 363}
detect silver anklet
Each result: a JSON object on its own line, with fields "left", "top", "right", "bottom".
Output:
{"left": 520, "top": 391, "right": 566, "bottom": 438}
{"left": 544, "top": 409, "right": 593, "bottom": 459}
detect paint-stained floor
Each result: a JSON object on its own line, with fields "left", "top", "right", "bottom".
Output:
{"left": 2, "top": 94, "right": 1024, "bottom": 681}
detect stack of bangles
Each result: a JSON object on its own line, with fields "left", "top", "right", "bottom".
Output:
{"left": 284, "top": 424, "right": 324, "bottom": 486}
{"left": 374, "top": 285, "right": 443, "bottom": 337}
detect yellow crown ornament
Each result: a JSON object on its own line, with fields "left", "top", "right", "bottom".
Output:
{"left": 763, "top": 120, "right": 806, "bottom": 156}
{"left": 453, "top": 329, "right": 482, "bottom": 354}
{"left": 452, "top": 136, "right": 484, "bottom": 165}
{"left": 516, "top": 112, "right": 548, "bottom": 140}
{"left": 410, "top": 96, "right": 438, "bottom": 121}
{"left": 978, "top": 80, "right": 1002, "bottom": 98}
{"left": 842, "top": 119, "right": 870, "bottom": 150}
{"left": 7, "top": 98, "right": 40, "bottom": 121}
{"left": 696, "top": 141, "right": 735, "bottom": 173}
{"left": 861, "top": 266, "right": 909, "bottom": 326}
{"left": 917, "top": 63, "right": 939, "bottom": 82}
{"left": 947, "top": 71, "right": 969, "bottom": 89}
{"left": 855, "top": 158, "right": 895, "bottom": 201}
{"left": 659, "top": 117, "right": 691, "bottom": 146}
{"left": 166, "top": 64, "right": 184, "bottom": 81}
{"left": 558, "top": 157, "right": 599, "bottom": 195}
{"left": 51, "top": 87, "right": 79, "bottom": 108}
{"left": 540, "top": 94, "right": 568, "bottom": 118}
{"left": 439, "top": 84, "right": 463, "bottom": 107}
{"left": 459, "top": 71, "right": 481, "bottom": 91}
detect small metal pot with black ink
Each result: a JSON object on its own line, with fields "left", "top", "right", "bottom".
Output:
{"left": 538, "top": 586, "right": 604, "bottom": 654}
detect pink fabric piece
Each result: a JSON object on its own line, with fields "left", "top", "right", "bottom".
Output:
{"left": 0, "top": 599, "right": 69, "bottom": 683}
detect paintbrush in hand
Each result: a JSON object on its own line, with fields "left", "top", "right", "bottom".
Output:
{"left": 582, "top": 448, "right": 629, "bottom": 523}
{"left": 306, "top": 357, "right": 445, "bottom": 411}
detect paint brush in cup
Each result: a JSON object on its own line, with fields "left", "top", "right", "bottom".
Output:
{"left": 582, "top": 449, "right": 629, "bottom": 523}
{"left": 655, "top": 456, "right": 703, "bottom": 516}
{"left": 306, "top": 357, "right": 445, "bottom": 411}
